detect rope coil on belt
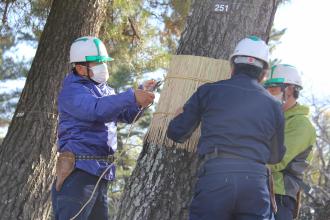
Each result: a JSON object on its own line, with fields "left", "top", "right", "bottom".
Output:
{"left": 164, "top": 75, "right": 214, "bottom": 84}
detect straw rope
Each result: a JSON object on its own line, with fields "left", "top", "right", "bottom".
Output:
{"left": 164, "top": 75, "right": 214, "bottom": 84}
{"left": 152, "top": 112, "right": 175, "bottom": 116}
{"left": 145, "top": 55, "right": 231, "bottom": 152}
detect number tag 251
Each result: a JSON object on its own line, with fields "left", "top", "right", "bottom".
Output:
{"left": 214, "top": 4, "right": 229, "bottom": 12}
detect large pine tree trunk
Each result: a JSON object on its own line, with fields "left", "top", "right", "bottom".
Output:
{"left": 115, "top": 1, "right": 280, "bottom": 220}
{"left": 0, "top": 0, "right": 108, "bottom": 219}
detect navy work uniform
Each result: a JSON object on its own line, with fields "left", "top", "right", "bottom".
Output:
{"left": 167, "top": 73, "right": 286, "bottom": 220}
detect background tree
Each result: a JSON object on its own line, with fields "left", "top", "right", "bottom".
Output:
{"left": 115, "top": 1, "right": 282, "bottom": 219}
{"left": 0, "top": 0, "right": 184, "bottom": 217}
{"left": 268, "top": 27, "right": 286, "bottom": 66}
{"left": 0, "top": 0, "right": 109, "bottom": 219}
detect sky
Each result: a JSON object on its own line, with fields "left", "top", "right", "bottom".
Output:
{"left": 272, "top": 0, "right": 330, "bottom": 99}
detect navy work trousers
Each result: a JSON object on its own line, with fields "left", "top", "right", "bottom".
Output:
{"left": 189, "top": 158, "right": 272, "bottom": 220}
{"left": 274, "top": 195, "right": 296, "bottom": 220}
{"left": 51, "top": 169, "right": 109, "bottom": 220}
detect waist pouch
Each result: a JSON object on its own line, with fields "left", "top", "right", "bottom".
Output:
{"left": 55, "top": 151, "right": 75, "bottom": 191}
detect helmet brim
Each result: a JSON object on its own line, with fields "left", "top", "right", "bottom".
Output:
{"left": 86, "top": 55, "right": 114, "bottom": 62}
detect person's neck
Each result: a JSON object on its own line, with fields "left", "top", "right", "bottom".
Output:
{"left": 283, "top": 99, "right": 297, "bottom": 112}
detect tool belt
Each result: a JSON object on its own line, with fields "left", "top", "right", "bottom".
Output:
{"left": 267, "top": 167, "right": 278, "bottom": 214}
{"left": 200, "top": 148, "right": 265, "bottom": 165}
{"left": 55, "top": 152, "right": 115, "bottom": 191}
{"left": 293, "top": 190, "right": 302, "bottom": 219}
{"left": 282, "top": 170, "right": 312, "bottom": 218}
{"left": 55, "top": 152, "right": 75, "bottom": 192}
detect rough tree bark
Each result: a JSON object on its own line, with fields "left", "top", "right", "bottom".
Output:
{"left": 0, "top": 0, "right": 108, "bottom": 219}
{"left": 115, "top": 0, "right": 281, "bottom": 220}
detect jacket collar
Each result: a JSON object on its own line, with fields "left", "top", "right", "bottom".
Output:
{"left": 231, "top": 73, "right": 262, "bottom": 88}
{"left": 285, "top": 103, "right": 310, "bottom": 119}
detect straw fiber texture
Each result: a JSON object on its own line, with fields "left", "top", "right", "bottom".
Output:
{"left": 145, "top": 55, "right": 230, "bottom": 152}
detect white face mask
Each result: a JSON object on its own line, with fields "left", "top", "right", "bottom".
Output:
{"left": 89, "top": 63, "right": 109, "bottom": 84}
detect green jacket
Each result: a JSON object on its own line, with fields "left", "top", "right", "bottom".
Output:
{"left": 269, "top": 103, "right": 316, "bottom": 199}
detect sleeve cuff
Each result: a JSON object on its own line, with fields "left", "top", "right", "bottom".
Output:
{"left": 127, "top": 88, "right": 141, "bottom": 108}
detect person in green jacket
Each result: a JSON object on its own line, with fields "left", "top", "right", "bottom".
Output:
{"left": 264, "top": 64, "right": 316, "bottom": 220}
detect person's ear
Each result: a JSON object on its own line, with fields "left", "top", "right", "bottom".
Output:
{"left": 230, "top": 66, "right": 235, "bottom": 76}
{"left": 286, "top": 85, "right": 295, "bottom": 97}
{"left": 258, "top": 69, "right": 267, "bottom": 83}
{"left": 75, "top": 65, "right": 87, "bottom": 76}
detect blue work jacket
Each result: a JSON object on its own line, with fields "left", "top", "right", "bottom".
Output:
{"left": 58, "top": 72, "right": 141, "bottom": 180}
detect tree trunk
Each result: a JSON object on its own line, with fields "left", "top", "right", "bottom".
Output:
{"left": 0, "top": 0, "right": 108, "bottom": 219}
{"left": 115, "top": 0, "right": 280, "bottom": 220}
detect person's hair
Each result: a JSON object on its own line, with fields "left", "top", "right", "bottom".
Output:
{"left": 293, "top": 86, "right": 300, "bottom": 99}
{"left": 72, "top": 62, "right": 88, "bottom": 74}
{"left": 232, "top": 63, "right": 264, "bottom": 79}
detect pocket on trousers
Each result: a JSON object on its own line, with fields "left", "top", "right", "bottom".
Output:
{"left": 196, "top": 174, "right": 230, "bottom": 194}
{"left": 240, "top": 174, "right": 269, "bottom": 197}
{"left": 244, "top": 173, "right": 267, "bottom": 180}
{"left": 243, "top": 173, "right": 268, "bottom": 185}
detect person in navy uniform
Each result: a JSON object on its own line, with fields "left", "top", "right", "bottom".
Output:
{"left": 167, "top": 36, "right": 286, "bottom": 220}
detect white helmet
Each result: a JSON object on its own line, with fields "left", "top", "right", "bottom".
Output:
{"left": 70, "top": 36, "right": 114, "bottom": 63}
{"left": 230, "top": 36, "right": 270, "bottom": 69}
{"left": 265, "top": 64, "right": 303, "bottom": 89}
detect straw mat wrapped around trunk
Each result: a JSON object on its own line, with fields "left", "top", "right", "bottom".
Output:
{"left": 145, "top": 55, "right": 231, "bottom": 152}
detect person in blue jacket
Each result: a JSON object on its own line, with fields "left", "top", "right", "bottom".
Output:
{"left": 167, "top": 36, "right": 286, "bottom": 220}
{"left": 51, "top": 36, "right": 155, "bottom": 220}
